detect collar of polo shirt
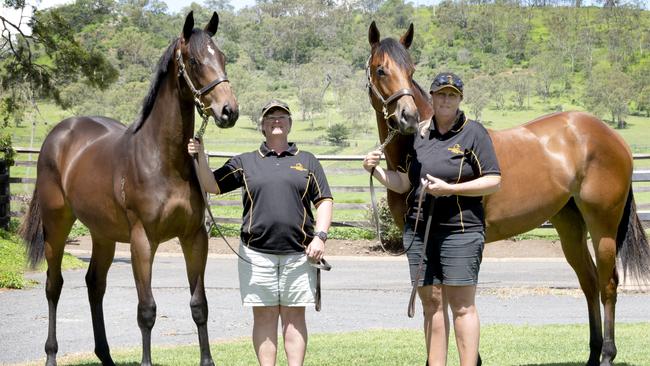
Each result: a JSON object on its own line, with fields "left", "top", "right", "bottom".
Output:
{"left": 258, "top": 142, "right": 299, "bottom": 157}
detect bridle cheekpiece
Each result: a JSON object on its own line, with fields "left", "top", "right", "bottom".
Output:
{"left": 176, "top": 48, "right": 230, "bottom": 139}
{"left": 365, "top": 55, "right": 414, "bottom": 132}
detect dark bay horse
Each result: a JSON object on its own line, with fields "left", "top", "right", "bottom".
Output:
{"left": 367, "top": 22, "right": 650, "bottom": 366}
{"left": 19, "top": 11, "right": 238, "bottom": 366}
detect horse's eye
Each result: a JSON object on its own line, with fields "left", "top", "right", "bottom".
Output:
{"left": 376, "top": 67, "right": 386, "bottom": 77}
{"left": 189, "top": 58, "right": 198, "bottom": 66}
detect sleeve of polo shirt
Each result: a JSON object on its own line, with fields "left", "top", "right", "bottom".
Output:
{"left": 471, "top": 123, "right": 501, "bottom": 176}
{"left": 307, "top": 156, "right": 333, "bottom": 206}
{"left": 212, "top": 155, "right": 244, "bottom": 194}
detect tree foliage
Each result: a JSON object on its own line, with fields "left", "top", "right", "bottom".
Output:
{"left": 1, "top": 0, "right": 649, "bottom": 126}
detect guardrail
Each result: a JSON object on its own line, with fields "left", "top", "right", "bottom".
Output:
{"left": 6, "top": 148, "right": 650, "bottom": 228}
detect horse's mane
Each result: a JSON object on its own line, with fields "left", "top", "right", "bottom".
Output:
{"left": 131, "top": 29, "right": 213, "bottom": 133}
{"left": 375, "top": 38, "right": 415, "bottom": 75}
{"left": 412, "top": 79, "right": 431, "bottom": 102}
{"left": 131, "top": 39, "right": 177, "bottom": 133}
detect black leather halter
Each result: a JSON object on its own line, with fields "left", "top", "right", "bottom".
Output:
{"left": 175, "top": 48, "right": 230, "bottom": 121}
{"left": 365, "top": 55, "right": 414, "bottom": 129}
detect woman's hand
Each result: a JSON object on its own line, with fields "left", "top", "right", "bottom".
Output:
{"left": 306, "top": 238, "right": 325, "bottom": 262}
{"left": 362, "top": 150, "right": 382, "bottom": 173}
{"left": 187, "top": 138, "right": 205, "bottom": 157}
{"left": 422, "top": 174, "right": 454, "bottom": 197}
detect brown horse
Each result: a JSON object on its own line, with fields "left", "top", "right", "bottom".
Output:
{"left": 368, "top": 22, "right": 650, "bottom": 366}
{"left": 19, "top": 12, "right": 238, "bottom": 366}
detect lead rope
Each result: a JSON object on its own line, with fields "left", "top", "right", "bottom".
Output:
{"left": 190, "top": 128, "right": 330, "bottom": 311}
{"left": 369, "top": 129, "right": 428, "bottom": 257}
{"left": 407, "top": 198, "right": 435, "bottom": 318}
{"left": 367, "top": 128, "right": 434, "bottom": 317}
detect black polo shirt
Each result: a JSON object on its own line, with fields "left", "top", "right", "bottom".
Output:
{"left": 213, "top": 142, "right": 333, "bottom": 254}
{"left": 399, "top": 111, "right": 500, "bottom": 233}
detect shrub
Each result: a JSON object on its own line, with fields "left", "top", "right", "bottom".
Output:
{"left": 325, "top": 123, "right": 350, "bottom": 146}
{"left": 367, "top": 197, "right": 403, "bottom": 252}
{"left": 0, "top": 132, "right": 16, "bottom": 167}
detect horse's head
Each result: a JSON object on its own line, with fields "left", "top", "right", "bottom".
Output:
{"left": 177, "top": 11, "right": 239, "bottom": 128}
{"left": 367, "top": 21, "right": 419, "bottom": 136}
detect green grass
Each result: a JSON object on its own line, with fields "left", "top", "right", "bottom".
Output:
{"left": 0, "top": 229, "right": 86, "bottom": 289}
{"left": 28, "top": 323, "right": 650, "bottom": 366}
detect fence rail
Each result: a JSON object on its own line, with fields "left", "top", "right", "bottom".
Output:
{"left": 6, "top": 148, "right": 650, "bottom": 228}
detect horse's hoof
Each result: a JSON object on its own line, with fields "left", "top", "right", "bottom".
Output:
{"left": 200, "top": 359, "right": 215, "bottom": 366}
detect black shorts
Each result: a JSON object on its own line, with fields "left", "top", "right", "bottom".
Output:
{"left": 404, "top": 221, "right": 485, "bottom": 286}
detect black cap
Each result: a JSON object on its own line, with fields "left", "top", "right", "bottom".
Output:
{"left": 430, "top": 72, "right": 463, "bottom": 96}
{"left": 261, "top": 99, "right": 291, "bottom": 117}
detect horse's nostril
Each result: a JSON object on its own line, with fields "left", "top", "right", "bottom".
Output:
{"left": 222, "top": 104, "right": 231, "bottom": 119}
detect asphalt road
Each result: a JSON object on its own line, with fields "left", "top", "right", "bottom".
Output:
{"left": 1, "top": 252, "right": 649, "bottom": 365}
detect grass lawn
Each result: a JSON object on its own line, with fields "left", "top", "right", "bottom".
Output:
{"left": 29, "top": 324, "right": 650, "bottom": 366}
{"left": 0, "top": 229, "right": 86, "bottom": 289}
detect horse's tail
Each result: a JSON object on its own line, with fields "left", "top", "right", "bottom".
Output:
{"left": 18, "top": 187, "right": 45, "bottom": 269}
{"left": 616, "top": 187, "right": 650, "bottom": 284}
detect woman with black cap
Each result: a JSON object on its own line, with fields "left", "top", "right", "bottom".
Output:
{"left": 189, "top": 99, "right": 333, "bottom": 366}
{"left": 363, "top": 72, "right": 501, "bottom": 366}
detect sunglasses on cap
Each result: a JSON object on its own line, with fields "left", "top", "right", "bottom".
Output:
{"left": 430, "top": 73, "right": 464, "bottom": 95}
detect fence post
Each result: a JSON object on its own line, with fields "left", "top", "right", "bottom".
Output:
{"left": 0, "top": 159, "right": 9, "bottom": 230}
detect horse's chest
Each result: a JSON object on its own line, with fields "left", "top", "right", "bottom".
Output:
{"left": 131, "top": 182, "right": 202, "bottom": 234}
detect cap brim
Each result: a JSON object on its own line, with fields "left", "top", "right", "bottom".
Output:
{"left": 261, "top": 103, "right": 291, "bottom": 117}
{"left": 430, "top": 85, "right": 463, "bottom": 95}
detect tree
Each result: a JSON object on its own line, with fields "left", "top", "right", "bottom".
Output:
{"left": 584, "top": 63, "right": 633, "bottom": 129}
{"left": 292, "top": 62, "right": 326, "bottom": 125}
{"left": 464, "top": 76, "right": 491, "bottom": 122}
{"left": 531, "top": 51, "right": 564, "bottom": 100}
{"left": 511, "top": 73, "right": 531, "bottom": 110}
{"left": 0, "top": 1, "right": 118, "bottom": 116}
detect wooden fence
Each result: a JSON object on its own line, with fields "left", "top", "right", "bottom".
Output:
{"left": 5, "top": 148, "right": 650, "bottom": 229}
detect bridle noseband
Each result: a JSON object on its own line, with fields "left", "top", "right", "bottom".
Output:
{"left": 365, "top": 55, "right": 414, "bottom": 128}
{"left": 176, "top": 48, "right": 230, "bottom": 138}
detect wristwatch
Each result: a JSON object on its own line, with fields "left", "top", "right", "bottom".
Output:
{"left": 315, "top": 231, "right": 328, "bottom": 242}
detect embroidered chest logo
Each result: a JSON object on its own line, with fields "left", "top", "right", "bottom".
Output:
{"left": 447, "top": 144, "right": 464, "bottom": 155}
{"left": 290, "top": 163, "right": 308, "bottom": 172}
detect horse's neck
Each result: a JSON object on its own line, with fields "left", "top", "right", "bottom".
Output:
{"left": 136, "top": 74, "right": 195, "bottom": 170}
{"left": 413, "top": 81, "right": 433, "bottom": 121}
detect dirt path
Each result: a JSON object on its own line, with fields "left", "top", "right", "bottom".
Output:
{"left": 65, "top": 235, "right": 566, "bottom": 258}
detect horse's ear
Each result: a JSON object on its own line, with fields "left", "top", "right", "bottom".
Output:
{"left": 205, "top": 11, "right": 219, "bottom": 37}
{"left": 369, "top": 21, "right": 380, "bottom": 46}
{"left": 400, "top": 23, "right": 414, "bottom": 49}
{"left": 182, "top": 11, "right": 194, "bottom": 42}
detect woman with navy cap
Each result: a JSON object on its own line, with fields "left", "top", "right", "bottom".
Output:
{"left": 189, "top": 99, "right": 333, "bottom": 366}
{"left": 363, "top": 72, "right": 501, "bottom": 366}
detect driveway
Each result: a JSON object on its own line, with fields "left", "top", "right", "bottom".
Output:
{"left": 1, "top": 251, "right": 649, "bottom": 365}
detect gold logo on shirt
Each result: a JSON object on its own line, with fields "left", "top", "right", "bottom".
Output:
{"left": 447, "top": 144, "right": 463, "bottom": 155}
{"left": 290, "top": 163, "right": 308, "bottom": 171}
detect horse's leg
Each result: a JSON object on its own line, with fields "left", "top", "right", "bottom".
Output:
{"left": 578, "top": 209, "right": 621, "bottom": 366}
{"left": 40, "top": 198, "right": 76, "bottom": 366}
{"left": 129, "top": 222, "right": 157, "bottom": 366}
{"left": 179, "top": 228, "right": 214, "bottom": 366}
{"left": 550, "top": 202, "right": 601, "bottom": 366}
{"left": 85, "top": 232, "right": 116, "bottom": 366}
